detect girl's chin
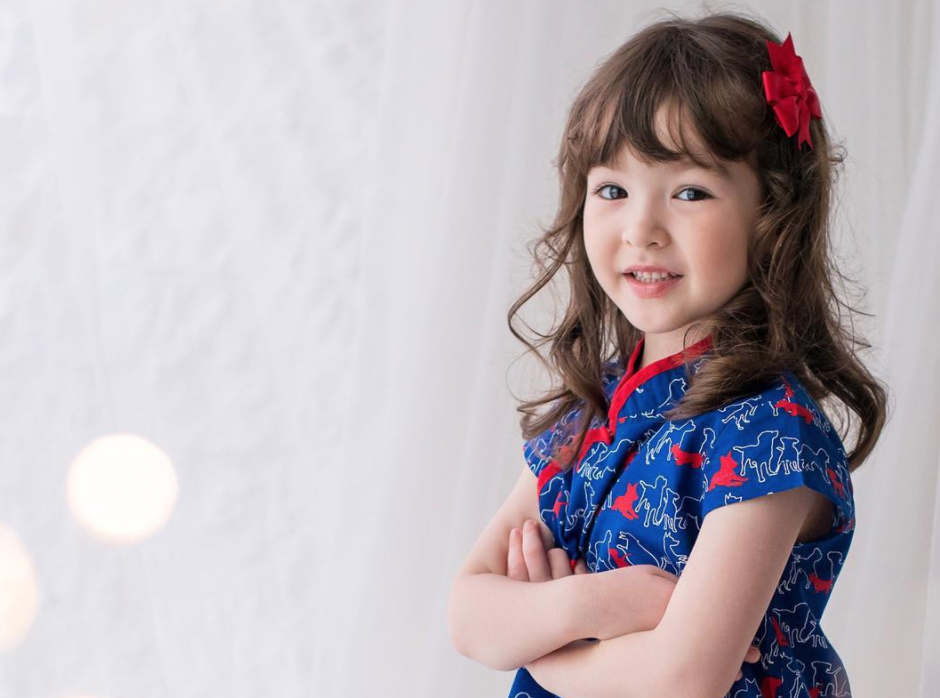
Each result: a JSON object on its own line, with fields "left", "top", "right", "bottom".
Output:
{"left": 618, "top": 310, "right": 695, "bottom": 336}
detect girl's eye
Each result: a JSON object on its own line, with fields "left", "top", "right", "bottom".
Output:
{"left": 592, "top": 184, "right": 712, "bottom": 202}
{"left": 594, "top": 184, "right": 626, "bottom": 200}
{"left": 676, "top": 187, "right": 712, "bottom": 202}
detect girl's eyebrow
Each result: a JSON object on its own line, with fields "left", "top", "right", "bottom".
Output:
{"left": 688, "top": 159, "right": 733, "bottom": 181}
{"left": 596, "top": 157, "right": 733, "bottom": 181}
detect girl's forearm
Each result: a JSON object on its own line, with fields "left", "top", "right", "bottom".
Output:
{"left": 527, "top": 627, "right": 673, "bottom": 698}
{"left": 567, "top": 565, "right": 668, "bottom": 641}
{"left": 447, "top": 572, "right": 584, "bottom": 671}
{"left": 447, "top": 566, "right": 661, "bottom": 672}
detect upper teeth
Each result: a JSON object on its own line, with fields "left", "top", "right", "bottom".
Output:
{"left": 631, "top": 270, "right": 677, "bottom": 281}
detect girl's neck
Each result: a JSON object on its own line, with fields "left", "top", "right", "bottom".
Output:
{"left": 636, "top": 326, "right": 711, "bottom": 371}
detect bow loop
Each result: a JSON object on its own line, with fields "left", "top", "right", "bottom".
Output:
{"left": 762, "top": 33, "right": 822, "bottom": 150}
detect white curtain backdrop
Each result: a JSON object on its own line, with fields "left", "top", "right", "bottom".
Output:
{"left": 0, "top": 1, "right": 936, "bottom": 697}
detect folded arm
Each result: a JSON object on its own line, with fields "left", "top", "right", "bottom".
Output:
{"left": 447, "top": 464, "right": 670, "bottom": 672}
{"left": 448, "top": 571, "right": 582, "bottom": 671}
{"left": 524, "top": 628, "right": 670, "bottom": 698}
{"left": 448, "top": 561, "right": 670, "bottom": 671}
{"left": 526, "top": 486, "right": 817, "bottom": 698}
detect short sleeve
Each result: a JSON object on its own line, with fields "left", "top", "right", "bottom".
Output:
{"left": 700, "top": 385, "right": 853, "bottom": 532}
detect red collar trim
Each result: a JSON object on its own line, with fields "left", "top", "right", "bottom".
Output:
{"left": 606, "top": 334, "right": 714, "bottom": 429}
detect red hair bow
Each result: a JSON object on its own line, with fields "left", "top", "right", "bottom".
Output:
{"left": 762, "top": 32, "right": 822, "bottom": 150}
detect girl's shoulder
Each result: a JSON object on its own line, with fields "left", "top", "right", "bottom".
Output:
{"left": 692, "top": 370, "right": 855, "bottom": 527}
{"left": 703, "top": 370, "right": 844, "bottom": 451}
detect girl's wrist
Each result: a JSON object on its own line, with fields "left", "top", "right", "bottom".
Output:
{"left": 564, "top": 565, "right": 663, "bottom": 641}
{"left": 560, "top": 569, "right": 608, "bottom": 641}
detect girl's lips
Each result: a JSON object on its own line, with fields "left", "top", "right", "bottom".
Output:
{"left": 624, "top": 265, "right": 682, "bottom": 275}
{"left": 624, "top": 272, "right": 683, "bottom": 298}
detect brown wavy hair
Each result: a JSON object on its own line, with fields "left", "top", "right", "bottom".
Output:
{"left": 508, "top": 9, "right": 888, "bottom": 474}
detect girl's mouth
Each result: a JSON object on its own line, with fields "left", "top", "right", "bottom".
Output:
{"left": 623, "top": 271, "right": 683, "bottom": 298}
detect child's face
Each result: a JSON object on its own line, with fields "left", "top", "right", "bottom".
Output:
{"left": 583, "top": 109, "right": 762, "bottom": 348}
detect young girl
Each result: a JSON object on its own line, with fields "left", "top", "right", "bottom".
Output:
{"left": 446, "top": 9, "right": 888, "bottom": 698}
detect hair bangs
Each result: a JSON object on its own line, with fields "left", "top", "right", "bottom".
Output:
{"left": 581, "top": 29, "right": 762, "bottom": 177}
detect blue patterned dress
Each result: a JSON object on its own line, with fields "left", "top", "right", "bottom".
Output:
{"left": 507, "top": 334, "right": 855, "bottom": 698}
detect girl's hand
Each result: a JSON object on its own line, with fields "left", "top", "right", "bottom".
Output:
{"left": 506, "top": 519, "right": 589, "bottom": 581}
{"left": 737, "top": 644, "right": 761, "bottom": 681}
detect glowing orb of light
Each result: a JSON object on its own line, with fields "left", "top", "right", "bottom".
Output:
{"left": 0, "top": 523, "right": 40, "bottom": 652}
{"left": 66, "top": 434, "right": 178, "bottom": 544}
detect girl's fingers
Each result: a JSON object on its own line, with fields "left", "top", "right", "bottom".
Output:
{"left": 508, "top": 519, "right": 580, "bottom": 582}
{"left": 521, "top": 520, "right": 553, "bottom": 582}
{"left": 745, "top": 645, "right": 761, "bottom": 663}
{"left": 506, "top": 528, "right": 529, "bottom": 581}
{"left": 736, "top": 645, "right": 761, "bottom": 682}
{"left": 546, "top": 547, "right": 573, "bottom": 578}
{"left": 733, "top": 645, "right": 760, "bottom": 682}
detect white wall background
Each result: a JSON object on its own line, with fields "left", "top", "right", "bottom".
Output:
{"left": 0, "top": 0, "right": 937, "bottom": 697}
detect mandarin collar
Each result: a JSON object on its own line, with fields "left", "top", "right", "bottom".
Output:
{"left": 605, "top": 333, "right": 714, "bottom": 433}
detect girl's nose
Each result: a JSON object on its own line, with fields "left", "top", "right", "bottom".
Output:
{"left": 619, "top": 197, "right": 669, "bottom": 248}
{"left": 621, "top": 218, "right": 669, "bottom": 249}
